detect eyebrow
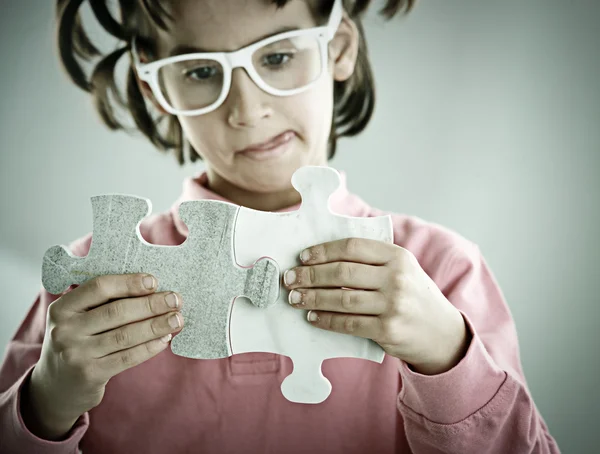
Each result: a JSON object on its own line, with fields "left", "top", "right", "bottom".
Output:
{"left": 168, "top": 26, "right": 300, "bottom": 57}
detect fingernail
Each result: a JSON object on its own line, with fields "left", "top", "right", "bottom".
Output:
{"left": 160, "top": 333, "right": 172, "bottom": 343}
{"left": 165, "top": 293, "right": 179, "bottom": 308}
{"left": 143, "top": 275, "right": 156, "bottom": 289}
{"left": 300, "top": 249, "right": 311, "bottom": 263}
{"left": 288, "top": 290, "right": 303, "bottom": 305}
{"left": 307, "top": 311, "right": 319, "bottom": 322}
{"left": 169, "top": 313, "right": 181, "bottom": 329}
{"left": 284, "top": 270, "right": 296, "bottom": 286}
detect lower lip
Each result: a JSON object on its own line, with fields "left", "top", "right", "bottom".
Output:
{"left": 239, "top": 132, "right": 295, "bottom": 161}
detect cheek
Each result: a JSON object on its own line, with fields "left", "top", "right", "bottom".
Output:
{"left": 177, "top": 115, "right": 223, "bottom": 159}
{"left": 286, "top": 79, "right": 335, "bottom": 144}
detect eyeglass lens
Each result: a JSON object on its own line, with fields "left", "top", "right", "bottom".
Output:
{"left": 157, "top": 34, "right": 323, "bottom": 112}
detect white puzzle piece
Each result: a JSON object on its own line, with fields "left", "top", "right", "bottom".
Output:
{"left": 231, "top": 166, "right": 393, "bottom": 404}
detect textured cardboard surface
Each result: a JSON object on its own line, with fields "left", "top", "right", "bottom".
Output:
{"left": 42, "top": 196, "right": 279, "bottom": 359}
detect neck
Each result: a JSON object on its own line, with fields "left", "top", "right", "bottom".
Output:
{"left": 204, "top": 168, "right": 303, "bottom": 212}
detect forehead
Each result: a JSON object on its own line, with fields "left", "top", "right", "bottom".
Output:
{"left": 154, "top": 0, "right": 320, "bottom": 55}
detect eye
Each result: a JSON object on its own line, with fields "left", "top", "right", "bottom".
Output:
{"left": 185, "top": 65, "right": 219, "bottom": 81}
{"left": 263, "top": 53, "right": 294, "bottom": 67}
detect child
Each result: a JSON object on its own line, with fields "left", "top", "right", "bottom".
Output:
{"left": 0, "top": 0, "right": 560, "bottom": 453}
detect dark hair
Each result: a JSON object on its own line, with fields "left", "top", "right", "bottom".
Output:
{"left": 56, "top": 0, "right": 414, "bottom": 164}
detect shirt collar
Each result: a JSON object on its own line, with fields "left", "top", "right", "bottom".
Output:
{"left": 170, "top": 167, "right": 370, "bottom": 236}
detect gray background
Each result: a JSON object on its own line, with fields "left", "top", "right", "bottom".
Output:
{"left": 1, "top": 0, "right": 598, "bottom": 452}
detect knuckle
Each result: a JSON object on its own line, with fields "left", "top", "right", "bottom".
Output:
{"left": 144, "top": 340, "right": 158, "bottom": 356}
{"left": 390, "top": 272, "right": 409, "bottom": 292}
{"left": 397, "top": 247, "right": 415, "bottom": 265}
{"left": 343, "top": 315, "right": 360, "bottom": 333}
{"left": 118, "top": 349, "right": 136, "bottom": 368}
{"left": 340, "top": 290, "right": 355, "bottom": 311}
{"left": 113, "top": 328, "right": 131, "bottom": 348}
{"left": 90, "top": 275, "right": 108, "bottom": 298}
{"left": 47, "top": 301, "right": 62, "bottom": 322}
{"left": 145, "top": 295, "right": 159, "bottom": 315}
{"left": 103, "top": 302, "right": 123, "bottom": 323}
{"left": 335, "top": 262, "right": 352, "bottom": 281}
{"left": 49, "top": 326, "right": 68, "bottom": 348}
{"left": 379, "top": 319, "right": 392, "bottom": 342}
{"left": 308, "top": 266, "right": 317, "bottom": 286}
{"left": 151, "top": 318, "right": 163, "bottom": 337}
{"left": 394, "top": 245, "right": 407, "bottom": 259}
{"left": 344, "top": 238, "right": 359, "bottom": 256}
{"left": 390, "top": 296, "right": 408, "bottom": 316}
{"left": 59, "top": 347, "right": 78, "bottom": 366}
{"left": 378, "top": 318, "right": 399, "bottom": 344}
{"left": 125, "top": 274, "right": 141, "bottom": 293}
{"left": 307, "top": 290, "right": 318, "bottom": 308}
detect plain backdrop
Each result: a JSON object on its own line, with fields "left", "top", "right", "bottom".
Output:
{"left": 1, "top": 0, "right": 599, "bottom": 452}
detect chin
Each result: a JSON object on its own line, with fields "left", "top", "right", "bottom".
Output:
{"left": 228, "top": 144, "right": 327, "bottom": 190}
{"left": 240, "top": 168, "right": 298, "bottom": 193}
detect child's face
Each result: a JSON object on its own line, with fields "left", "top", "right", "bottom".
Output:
{"left": 147, "top": 0, "right": 355, "bottom": 194}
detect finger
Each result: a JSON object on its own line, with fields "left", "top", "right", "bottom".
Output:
{"left": 300, "top": 238, "right": 398, "bottom": 266}
{"left": 284, "top": 262, "right": 386, "bottom": 290}
{"left": 288, "top": 288, "right": 386, "bottom": 315}
{"left": 81, "top": 291, "right": 182, "bottom": 336}
{"left": 61, "top": 274, "right": 158, "bottom": 313}
{"left": 306, "top": 310, "right": 382, "bottom": 340}
{"left": 95, "top": 334, "right": 173, "bottom": 379}
{"left": 90, "top": 311, "right": 183, "bottom": 358}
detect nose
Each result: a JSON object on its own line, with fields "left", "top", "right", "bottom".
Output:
{"left": 226, "top": 68, "right": 272, "bottom": 129}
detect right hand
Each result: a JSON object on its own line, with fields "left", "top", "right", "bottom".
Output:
{"left": 26, "top": 273, "right": 184, "bottom": 436}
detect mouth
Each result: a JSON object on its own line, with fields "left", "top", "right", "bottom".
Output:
{"left": 236, "top": 131, "right": 296, "bottom": 161}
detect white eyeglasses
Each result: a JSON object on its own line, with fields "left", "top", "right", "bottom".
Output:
{"left": 131, "top": 0, "right": 343, "bottom": 116}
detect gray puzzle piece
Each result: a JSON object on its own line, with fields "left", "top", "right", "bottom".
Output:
{"left": 42, "top": 195, "right": 280, "bottom": 359}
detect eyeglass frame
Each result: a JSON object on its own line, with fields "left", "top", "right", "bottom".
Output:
{"left": 131, "top": 0, "right": 343, "bottom": 117}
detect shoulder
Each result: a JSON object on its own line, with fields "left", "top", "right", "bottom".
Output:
{"left": 369, "top": 206, "right": 476, "bottom": 253}
{"left": 339, "top": 190, "right": 476, "bottom": 258}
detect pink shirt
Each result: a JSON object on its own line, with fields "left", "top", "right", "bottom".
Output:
{"left": 0, "top": 170, "right": 560, "bottom": 453}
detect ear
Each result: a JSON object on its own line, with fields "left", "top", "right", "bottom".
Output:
{"left": 132, "top": 51, "right": 169, "bottom": 115}
{"left": 328, "top": 12, "right": 360, "bottom": 82}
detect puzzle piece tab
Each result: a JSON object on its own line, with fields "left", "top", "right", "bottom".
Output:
{"left": 42, "top": 195, "right": 280, "bottom": 359}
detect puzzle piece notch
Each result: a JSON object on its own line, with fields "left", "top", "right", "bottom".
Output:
{"left": 42, "top": 195, "right": 280, "bottom": 360}
{"left": 291, "top": 165, "right": 341, "bottom": 216}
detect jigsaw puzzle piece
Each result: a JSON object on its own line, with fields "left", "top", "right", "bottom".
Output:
{"left": 171, "top": 200, "right": 280, "bottom": 359}
{"left": 230, "top": 166, "right": 393, "bottom": 403}
{"left": 42, "top": 195, "right": 280, "bottom": 361}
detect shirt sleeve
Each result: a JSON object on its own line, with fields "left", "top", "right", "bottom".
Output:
{"left": 0, "top": 238, "right": 92, "bottom": 454}
{"left": 396, "top": 243, "right": 561, "bottom": 454}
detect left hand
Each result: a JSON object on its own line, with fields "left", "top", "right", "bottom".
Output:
{"left": 283, "top": 238, "right": 472, "bottom": 375}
